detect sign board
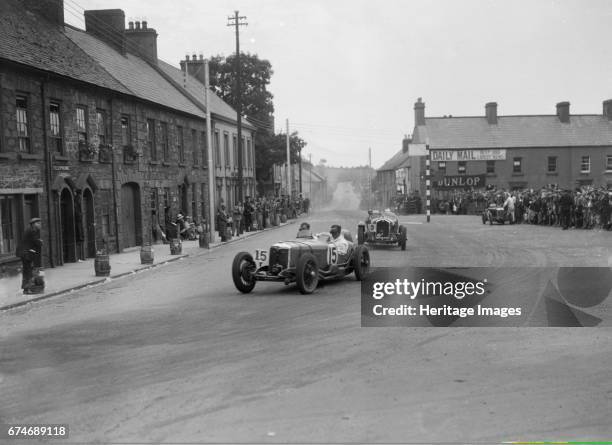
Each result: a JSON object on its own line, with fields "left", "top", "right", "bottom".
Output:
{"left": 53, "top": 165, "right": 70, "bottom": 171}
{"left": 407, "top": 143, "right": 428, "bottom": 156}
{"left": 433, "top": 174, "right": 486, "bottom": 189}
{"left": 430, "top": 149, "right": 506, "bottom": 161}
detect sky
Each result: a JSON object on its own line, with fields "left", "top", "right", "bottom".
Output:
{"left": 63, "top": 0, "right": 612, "bottom": 169}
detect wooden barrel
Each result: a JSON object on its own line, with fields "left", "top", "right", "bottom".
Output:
{"left": 169, "top": 238, "right": 182, "bottom": 255}
{"left": 280, "top": 213, "right": 287, "bottom": 223}
{"left": 140, "top": 245, "right": 154, "bottom": 264}
{"left": 225, "top": 227, "right": 233, "bottom": 241}
{"left": 94, "top": 254, "right": 111, "bottom": 276}
{"left": 274, "top": 213, "right": 280, "bottom": 226}
{"left": 199, "top": 232, "right": 210, "bottom": 248}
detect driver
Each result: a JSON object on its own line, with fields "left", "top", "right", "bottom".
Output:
{"left": 329, "top": 224, "right": 349, "bottom": 255}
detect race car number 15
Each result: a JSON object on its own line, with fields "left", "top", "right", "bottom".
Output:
{"left": 327, "top": 245, "right": 338, "bottom": 265}
{"left": 255, "top": 249, "right": 268, "bottom": 268}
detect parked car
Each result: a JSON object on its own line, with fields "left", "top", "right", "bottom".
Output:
{"left": 357, "top": 209, "right": 407, "bottom": 250}
{"left": 232, "top": 229, "right": 370, "bottom": 294}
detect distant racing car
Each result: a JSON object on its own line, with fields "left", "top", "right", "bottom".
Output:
{"left": 357, "top": 209, "right": 407, "bottom": 250}
{"left": 232, "top": 229, "right": 370, "bottom": 294}
{"left": 482, "top": 204, "right": 510, "bottom": 225}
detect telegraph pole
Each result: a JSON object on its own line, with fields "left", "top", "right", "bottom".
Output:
{"left": 227, "top": 11, "right": 247, "bottom": 202}
{"left": 286, "top": 119, "right": 291, "bottom": 197}
{"left": 368, "top": 147, "right": 372, "bottom": 209}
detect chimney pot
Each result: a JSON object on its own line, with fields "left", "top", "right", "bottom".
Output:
{"left": 135, "top": 21, "right": 141, "bottom": 29}
{"left": 556, "top": 101, "right": 570, "bottom": 123}
{"left": 192, "top": 53, "right": 197, "bottom": 60}
{"left": 185, "top": 54, "right": 190, "bottom": 61}
{"left": 199, "top": 54, "right": 204, "bottom": 60}
{"left": 128, "top": 21, "right": 134, "bottom": 30}
{"left": 142, "top": 20, "right": 147, "bottom": 29}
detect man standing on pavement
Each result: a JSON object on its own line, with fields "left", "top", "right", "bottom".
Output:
{"left": 18, "top": 217, "right": 43, "bottom": 294}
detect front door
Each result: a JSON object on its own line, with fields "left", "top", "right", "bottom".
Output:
{"left": 121, "top": 183, "right": 141, "bottom": 248}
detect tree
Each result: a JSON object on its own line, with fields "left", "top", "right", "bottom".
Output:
{"left": 255, "top": 131, "right": 307, "bottom": 181}
{"left": 208, "top": 53, "right": 274, "bottom": 131}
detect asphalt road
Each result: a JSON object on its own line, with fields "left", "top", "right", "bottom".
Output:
{"left": 1, "top": 210, "right": 611, "bottom": 443}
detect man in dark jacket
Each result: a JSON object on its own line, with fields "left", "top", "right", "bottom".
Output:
{"left": 19, "top": 217, "right": 43, "bottom": 293}
{"left": 559, "top": 190, "right": 573, "bottom": 230}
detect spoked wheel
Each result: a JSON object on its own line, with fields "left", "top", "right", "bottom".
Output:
{"left": 232, "top": 252, "right": 257, "bottom": 293}
{"left": 296, "top": 253, "right": 319, "bottom": 294}
{"left": 353, "top": 245, "right": 370, "bottom": 281}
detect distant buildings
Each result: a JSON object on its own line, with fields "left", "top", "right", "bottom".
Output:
{"left": 376, "top": 97, "right": 612, "bottom": 210}
{"left": 0, "top": 0, "right": 255, "bottom": 275}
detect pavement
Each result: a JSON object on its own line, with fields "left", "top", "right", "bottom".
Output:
{"left": 0, "top": 221, "right": 295, "bottom": 311}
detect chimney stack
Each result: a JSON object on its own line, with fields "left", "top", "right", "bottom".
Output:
{"left": 556, "top": 101, "right": 570, "bottom": 123}
{"left": 124, "top": 19, "right": 158, "bottom": 64}
{"left": 414, "top": 97, "right": 425, "bottom": 126}
{"left": 485, "top": 102, "right": 498, "bottom": 125}
{"left": 402, "top": 135, "right": 411, "bottom": 153}
{"left": 603, "top": 99, "right": 612, "bottom": 120}
{"left": 85, "top": 9, "right": 126, "bottom": 53}
{"left": 180, "top": 54, "right": 206, "bottom": 85}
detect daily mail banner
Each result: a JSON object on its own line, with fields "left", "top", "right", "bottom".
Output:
{"left": 431, "top": 149, "right": 506, "bottom": 161}
{"left": 434, "top": 174, "right": 486, "bottom": 189}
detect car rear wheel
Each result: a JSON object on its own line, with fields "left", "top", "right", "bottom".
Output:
{"left": 399, "top": 225, "right": 407, "bottom": 251}
{"left": 353, "top": 245, "right": 370, "bottom": 281}
{"left": 296, "top": 253, "right": 319, "bottom": 294}
{"left": 357, "top": 225, "right": 365, "bottom": 245}
{"left": 232, "top": 252, "right": 256, "bottom": 293}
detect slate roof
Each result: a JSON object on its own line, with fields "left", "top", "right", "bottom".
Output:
{"left": 0, "top": 0, "right": 129, "bottom": 94}
{"left": 413, "top": 115, "right": 612, "bottom": 149}
{"left": 156, "top": 60, "right": 255, "bottom": 128}
{"left": 64, "top": 26, "right": 205, "bottom": 118}
{"left": 377, "top": 149, "right": 410, "bottom": 171}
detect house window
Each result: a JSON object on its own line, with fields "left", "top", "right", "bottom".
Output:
{"left": 214, "top": 130, "right": 220, "bottom": 167}
{"left": 224, "top": 132, "right": 230, "bottom": 167}
{"left": 232, "top": 134, "right": 238, "bottom": 169}
{"left": 163, "top": 187, "right": 170, "bottom": 209}
{"left": 192, "top": 129, "right": 198, "bottom": 165}
{"left": 580, "top": 156, "right": 590, "bottom": 173}
{"left": 96, "top": 110, "right": 107, "bottom": 145}
{"left": 438, "top": 161, "right": 446, "bottom": 173}
{"left": 247, "top": 138, "right": 252, "bottom": 169}
{"left": 513, "top": 157, "right": 522, "bottom": 173}
{"left": 177, "top": 126, "right": 185, "bottom": 163}
{"left": 150, "top": 188, "right": 158, "bottom": 213}
{"left": 201, "top": 131, "right": 208, "bottom": 168}
{"left": 191, "top": 183, "right": 197, "bottom": 219}
{"left": 16, "top": 95, "right": 30, "bottom": 153}
{"left": 76, "top": 106, "right": 88, "bottom": 143}
{"left": 486, "top": 160, "right": 495, "bottom": 174}
{"left": 458, "top": 161, "right": 466, "bottom": 174}
{"left": 49, "top": 102, "right": 63, "bottom": 154}
{"left": 146, "top": 119, "right": 156, "bottom": 161}
{"left": 547, "top": 156, "right": 557, "bottom": 173}
{"left": 607, "top": 154, "right": 612, "bottom": 171}
{"left": 120, "top": 115, "right": 130, "bottom": 147}
{"left": 160, "top": 122, "right": 169, "bottom": 161}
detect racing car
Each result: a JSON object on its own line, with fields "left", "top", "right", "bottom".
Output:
{"left": 231, "top": 229, "right": 370, "bottom": 294}
{"left": 482, "top": 204, "right": 510, "bottom": 225}
{"left": 357, "top": 209, "right": 407, "bottom": 250}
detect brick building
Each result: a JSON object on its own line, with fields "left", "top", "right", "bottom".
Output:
{"left": 0, "top": 0, "right": 255, "bottom": 275}
{"left": 404, "top": 98, "right": 612, "bottom": 203}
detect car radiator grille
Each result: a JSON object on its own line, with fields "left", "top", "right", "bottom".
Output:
{"left": 269, "top": 247, "right": 289, "bottom": 268}
{"left": 376, "top": 220, "right": 390, "bottom": 236}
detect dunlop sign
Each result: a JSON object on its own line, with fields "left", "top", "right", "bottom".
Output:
{"left": 434, "top": 174, "right": 486, "bottom": 189}
{"left": 431, "top": 149, "right": 506, "bottom": 161}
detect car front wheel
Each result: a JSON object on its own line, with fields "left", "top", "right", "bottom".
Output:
{"left": 232, "top": 252, "right": 256, "bottom": 293}
{"left": 296, "top": 253, "right": 319, "bottom": 294}
{"left": 353, "top": 245, "right": 370, "bottom": 281}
